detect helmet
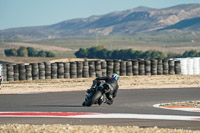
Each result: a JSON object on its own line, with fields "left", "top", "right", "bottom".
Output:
{"left": 111, "top": 73, "right": 119, "bottom": 80}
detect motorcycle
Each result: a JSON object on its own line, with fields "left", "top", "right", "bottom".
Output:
{"left": 82, "top": 82, "right": 110, "bottom": 107}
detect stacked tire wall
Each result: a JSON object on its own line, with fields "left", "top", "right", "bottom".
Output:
{"left": 0, "top": 58, "right": 186, "bottom": 81}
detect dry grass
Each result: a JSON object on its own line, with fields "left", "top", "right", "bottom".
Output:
{"left": 2, "top": 75, "right": 200, "bottom": 94}
{"left": 0, "top": 124, "right": 199, "bottom": 133}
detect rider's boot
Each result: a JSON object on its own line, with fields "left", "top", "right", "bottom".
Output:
{"left": 106, "top": 94, "right": 114, "bottom": 105}
{"left": 82, "top": 101, "right": 86, "bottom": 106}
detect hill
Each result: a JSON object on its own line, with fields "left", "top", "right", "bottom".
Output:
{"left": 159, "top": 17, "right": 200, "bottom": 31}
{"left": 0, "top": 4, "right": 200, "bottom": 40}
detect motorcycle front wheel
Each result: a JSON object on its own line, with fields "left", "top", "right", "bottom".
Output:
{"left": 84, "top": 90, "right": 102, "bottom": 107}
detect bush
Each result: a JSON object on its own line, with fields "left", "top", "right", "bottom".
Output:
{"left": 4, "top": 47, "right": 55, "bottom": 57}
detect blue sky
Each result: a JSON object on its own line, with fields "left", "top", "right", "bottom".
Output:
{"left": 1, "top": 0, "right": 200, "bottom": 30}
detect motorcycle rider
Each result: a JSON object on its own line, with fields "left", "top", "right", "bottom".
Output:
{"left": 87, "top": 73, "right": 119, "bottom": 105}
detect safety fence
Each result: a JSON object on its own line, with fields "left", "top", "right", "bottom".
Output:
{"left": 0, "top": 58, "right": 183, "bottom": 81}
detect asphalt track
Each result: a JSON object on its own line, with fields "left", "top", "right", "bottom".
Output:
{"left": 0, "top": 88, "right": 200, "bottom": 130}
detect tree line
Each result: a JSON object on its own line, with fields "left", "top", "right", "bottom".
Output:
{"left": 75, "top": 45, "right": 200, "bottom": 59}
{"left": 4, "top": 46, "right": 55, "bottom": 57}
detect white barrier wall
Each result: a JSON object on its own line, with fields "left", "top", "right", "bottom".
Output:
{"left": 176, "top": 57, "right": 200, "bottom": 75}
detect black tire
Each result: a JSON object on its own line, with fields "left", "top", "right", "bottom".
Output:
{"left": 85, "top": 91, "right": 102, "bottom": 107}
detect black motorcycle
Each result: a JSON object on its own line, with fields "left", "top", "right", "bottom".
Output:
{"left": 82, "top": 82, "right": 109, "bottom": 107}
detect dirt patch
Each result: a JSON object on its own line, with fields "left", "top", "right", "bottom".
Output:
{"left": 6, "top": 42, "right": 73, "bottom": 52}
{"left": 161, "top": 101, "right": 200, "bottom": 108}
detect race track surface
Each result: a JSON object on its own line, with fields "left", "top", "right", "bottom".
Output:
{"left": 0, "top": 88, "right": 200, "bottom": 130}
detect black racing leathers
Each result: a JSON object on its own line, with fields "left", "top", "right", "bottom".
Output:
{"left": 92, "top": 76, "right": 119, "bottom": 105}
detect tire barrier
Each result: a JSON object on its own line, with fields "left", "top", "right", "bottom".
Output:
{"left": 113, "top": 60, "right": 120, "bottom": 75}
{"left": 7, "top": 64, "right": 14, "bottom": 81}
{"left": 38, "top": 63, "right": 45, "bottom": 79}
{"left": 1, "top": 58, "right": 199, "bottom": 81}
{"left": 82, "top": 61, "right": 89, "bottom": 78}
{"left": 168, "top": 60, "right": 175, "bottom": 75}
{"left": 76, "top": 61, "right": 83, "bottom": 78}
{"left": 120, "top": 61, "right": 126, "bottom": 76}
{"left": 64, "top": 62, "right": 70, "bottom": 78}
{"left": 157, "top": 59, "right": 163, "bottom": 75}
{"left": 151, "top": 59, "right": 157, "bottom": 75}
{"left": 70, "top": 62, "right": 77, "bottom": 78}
{"left": 57, "top": 62, "right": 64, "bottom": 79}
{"left": 132, "top": 59, "right": 138, "bottom": 75}
{"left": 138, "top": 59, "right": 145, "bottom": 75}
{"left": 175, "top": 60, "right": 181, "bottom": 75}
{"left": 19, "top": 63, "right": 26, "bottom": 80}
{"left": 95, "top": 60, "right": 102, "bottom": 77}
{"left": 13, "top": 64, "right": 19, "bottom": 81}
{"left": 32, "top": 63, "right": 39, "bottom": 80}
{"left": 101, "top": 61, "right": 107, "bottom": 77}
{"left": 145, "top": 60, "right": 151, "bottom": 75}
{"left": 1, "top": 64, "right": 7, "bottom": 81}
{"left": 126, "top": 60, "right": 133, "bottom": 76}
{"left": 25, "top": 64, "right": 32, "bottom": 80}
{"left": 51, "top": 63, "right": 57, "bottom": 79}
{"left": 163, "top": 59, "right": 169, "bottom": 75}
{"left": 45, "top": 62, "right": 51, "bottom": 79}
{"left": 106, "top": 60, "right": 113, "bottom": 76}
{"left": 89, "top": 61, "right": 95, "bottom": 77}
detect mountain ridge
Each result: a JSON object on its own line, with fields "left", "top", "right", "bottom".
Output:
{"left": 1, "top": 4, "right": 200, "bottom": 40}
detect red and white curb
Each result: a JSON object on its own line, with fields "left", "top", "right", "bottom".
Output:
{"left": 153, "top": 104, "right": 200, "bottom": 113}
{"left": 0, "top": 112, "right": 200, "bottom": 121}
